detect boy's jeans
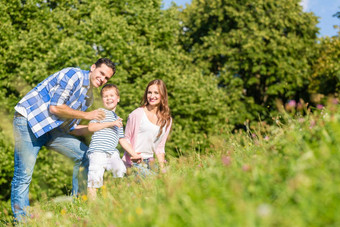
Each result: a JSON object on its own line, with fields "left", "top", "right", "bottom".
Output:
{"left": 11, "top": 115, "right": 88, "bottom": 221}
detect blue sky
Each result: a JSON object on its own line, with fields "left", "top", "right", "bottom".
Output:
{"left": 163, "top": 0, "right": 340, "bottom": 37}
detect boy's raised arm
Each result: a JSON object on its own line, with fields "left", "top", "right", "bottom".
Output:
{"left": 88, "top": 118, "right": 123, "bottom": 132}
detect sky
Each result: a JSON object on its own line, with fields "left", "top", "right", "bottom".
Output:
{"left": 163, "top": 0, "right": 340, "bottom": 37}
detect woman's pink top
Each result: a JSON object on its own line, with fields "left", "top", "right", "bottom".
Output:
{"left": 122, "top": 107, "right": 172, "bottom": 167}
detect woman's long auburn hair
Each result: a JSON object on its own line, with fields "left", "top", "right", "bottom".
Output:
{"left": 141, "top": 79, "right": 171, "bottom": 138}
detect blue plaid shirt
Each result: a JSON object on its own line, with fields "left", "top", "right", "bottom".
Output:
{"left": 15, "top": 67, "right": 93, "bottom": 138}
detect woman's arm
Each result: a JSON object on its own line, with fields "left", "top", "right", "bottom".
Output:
{"left": 155, "top": 152, "right": 165, "bottom": 169}
{"left": 119, "top": 138, "right": 142, "bottom": 162}
{"left": 154, "top": 119, "right": 172, "bottom": 154}
{"left": 155, "top": 119, "right": 172, "bottom": 170}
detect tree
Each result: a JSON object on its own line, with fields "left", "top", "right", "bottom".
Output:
{"left": 308, "top": 11, "right": 340, "bottom": 99}
{"left": 180, "top": 0, "right": 319, "bottom": 121}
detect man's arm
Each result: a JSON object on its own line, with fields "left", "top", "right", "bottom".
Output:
{"left": 49, "top": 104, "right": 106, "bottom": 121}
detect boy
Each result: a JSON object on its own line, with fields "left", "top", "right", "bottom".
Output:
{"left": 87, "top": 84, "right": 141, "bottom": 199}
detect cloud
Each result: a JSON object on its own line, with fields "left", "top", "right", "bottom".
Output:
{"left": 300, "top": 0, "right": 309, "bottom": 11}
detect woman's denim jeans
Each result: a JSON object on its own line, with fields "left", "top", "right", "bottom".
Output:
{"left": 132, "top": 158, "right": 158, "bottom": 178}
{"left": 11, "top": 116, "right": 88, "bottom": 221}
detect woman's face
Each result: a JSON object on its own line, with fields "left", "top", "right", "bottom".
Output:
{"left": 147, "top": 84, "right": 161, "bottom": 107}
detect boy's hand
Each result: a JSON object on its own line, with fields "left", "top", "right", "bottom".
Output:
{"left": 112, "top": 117, "right": 123, "bottom": 128}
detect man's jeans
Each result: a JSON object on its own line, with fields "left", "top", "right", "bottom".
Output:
{"left": 11, "top": 115, "right": 88, "bottom": 221}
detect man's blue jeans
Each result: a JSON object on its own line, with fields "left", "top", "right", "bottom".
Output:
{"left": 11, "top": 115, "right": 88, "bottom": 221}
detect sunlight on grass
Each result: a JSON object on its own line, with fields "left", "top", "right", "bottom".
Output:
{"left": 2, "top": 101, "right": 340, "bottom": 226}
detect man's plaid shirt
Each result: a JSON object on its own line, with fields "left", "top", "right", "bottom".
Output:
{"left": 15, "top": 67, "right": 93, "bottom": 138}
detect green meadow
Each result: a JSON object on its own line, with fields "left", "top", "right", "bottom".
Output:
{"left": 1, "top": 102, "right": 339, "bottom": 227}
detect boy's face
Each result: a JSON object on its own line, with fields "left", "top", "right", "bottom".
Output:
{"left": 102, "top": 88, "right": 120, "bottom": 111}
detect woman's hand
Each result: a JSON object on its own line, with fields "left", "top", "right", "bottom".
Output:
{"left": 130, "top": 153, "right": 142, "bottom": 163}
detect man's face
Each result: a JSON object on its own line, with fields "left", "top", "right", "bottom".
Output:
{"left": 89, "top": 64, "right": 114, "bottom": 88}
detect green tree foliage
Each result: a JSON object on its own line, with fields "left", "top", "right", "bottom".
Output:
{"left": 309, "top": 35, "right": 340, "bottom": 97}
{"left": 180, "top": 0, "right": 319, "bottom": 120}
{"left": 308, "top": 9, "right": 340, "bottom": 99}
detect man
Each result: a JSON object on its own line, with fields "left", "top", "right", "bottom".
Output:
{"left": 11, "top": 58, "right": 115, "bottom": 221}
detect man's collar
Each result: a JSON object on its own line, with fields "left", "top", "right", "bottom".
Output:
{"left": 83, "top": 70, "right": 90, "bottom": 87}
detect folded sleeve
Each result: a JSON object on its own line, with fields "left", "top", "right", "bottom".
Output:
{"left": 155, "top": 118, "right": 172, "bottom": 154}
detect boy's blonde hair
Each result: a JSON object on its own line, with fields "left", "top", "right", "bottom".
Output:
{"left": 100, "top": 84, "right": 120, "bottom": 97}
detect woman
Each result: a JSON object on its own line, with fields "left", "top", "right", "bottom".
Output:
{"left": 122, "top": 79, "right": 172, "bottom": 175}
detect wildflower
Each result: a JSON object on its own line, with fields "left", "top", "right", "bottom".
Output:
{"left": 242, "top": 164, "right": 251, "bottom": 172}
{"left": 136, "top": 207, "right": 143, "bottom": 215}
{"left": 161, "top": 167, "right": 167, "bottom": 173}
{"left": 285, "top": 100, "right": 296, "bottom": 111}
{"left": 81, "top": 194, "right": 88, "bottom": 202}
{"left": 264, "top": 136, "right": 269, "bottom": 141}
{"left": 309, "top": 120, "right": 316, "bottom": 129}
{"left": 297, "top": 102, "right": 304, "bottom": 111}
{"left": 128, "top": 214, "right": 134, "bottom": 223}
{"left": 257, "top": 204, "right": 272, "bottom": 217}
{"left": 45, "top": 211, "right": 53, "bottom": 219}
{"left": 221, "top": 155, "right": 231, "bottom": 166}
{"left": 60, "top": 208, "right": 66, "bottom": 216}
{"left": 332, "top": 98, "right": 338, "bottom": 105}
{"left": 101, "top": 185, "right": 107, "bottom": 198}
{"left": 288, "top": 100, "right": 296, "bottom": 107}
{"left": 30, "top": 213, "right": 39, "bottom": 219}
{"left": 316, "top": 104, "right": 324, "bottom": 110}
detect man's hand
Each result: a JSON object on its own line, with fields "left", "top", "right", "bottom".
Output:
{"left": 86, "top": 109, "right": 106, "bottom": 121}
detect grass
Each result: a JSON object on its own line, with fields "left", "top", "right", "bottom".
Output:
{"left": 1, "top": 102, "right": 340, "bottom": 226}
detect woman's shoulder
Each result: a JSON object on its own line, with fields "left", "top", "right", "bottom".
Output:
{"left": 129, "top": 107, "right": 144, "bottom": 116}
{"left": 129, "top": 107, "right": 144, "bottom": 118}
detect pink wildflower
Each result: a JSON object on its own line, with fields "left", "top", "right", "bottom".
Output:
{"left": 332, "top": 98, "right": 338, "bottom": 105}
{"left": 316, "top": 104, "right": 324, "bottom": 110}
{"left": 221, "top": 155, "right": 231, "bottom": 166}
{"left": 242, "top": 164, "right": 251, "bottom": 172}
{"left": 309, "top": 120, "right": 316, "bottom": 129}
{"left": 287, "top": 100, "right": 296, "bottom": 108}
